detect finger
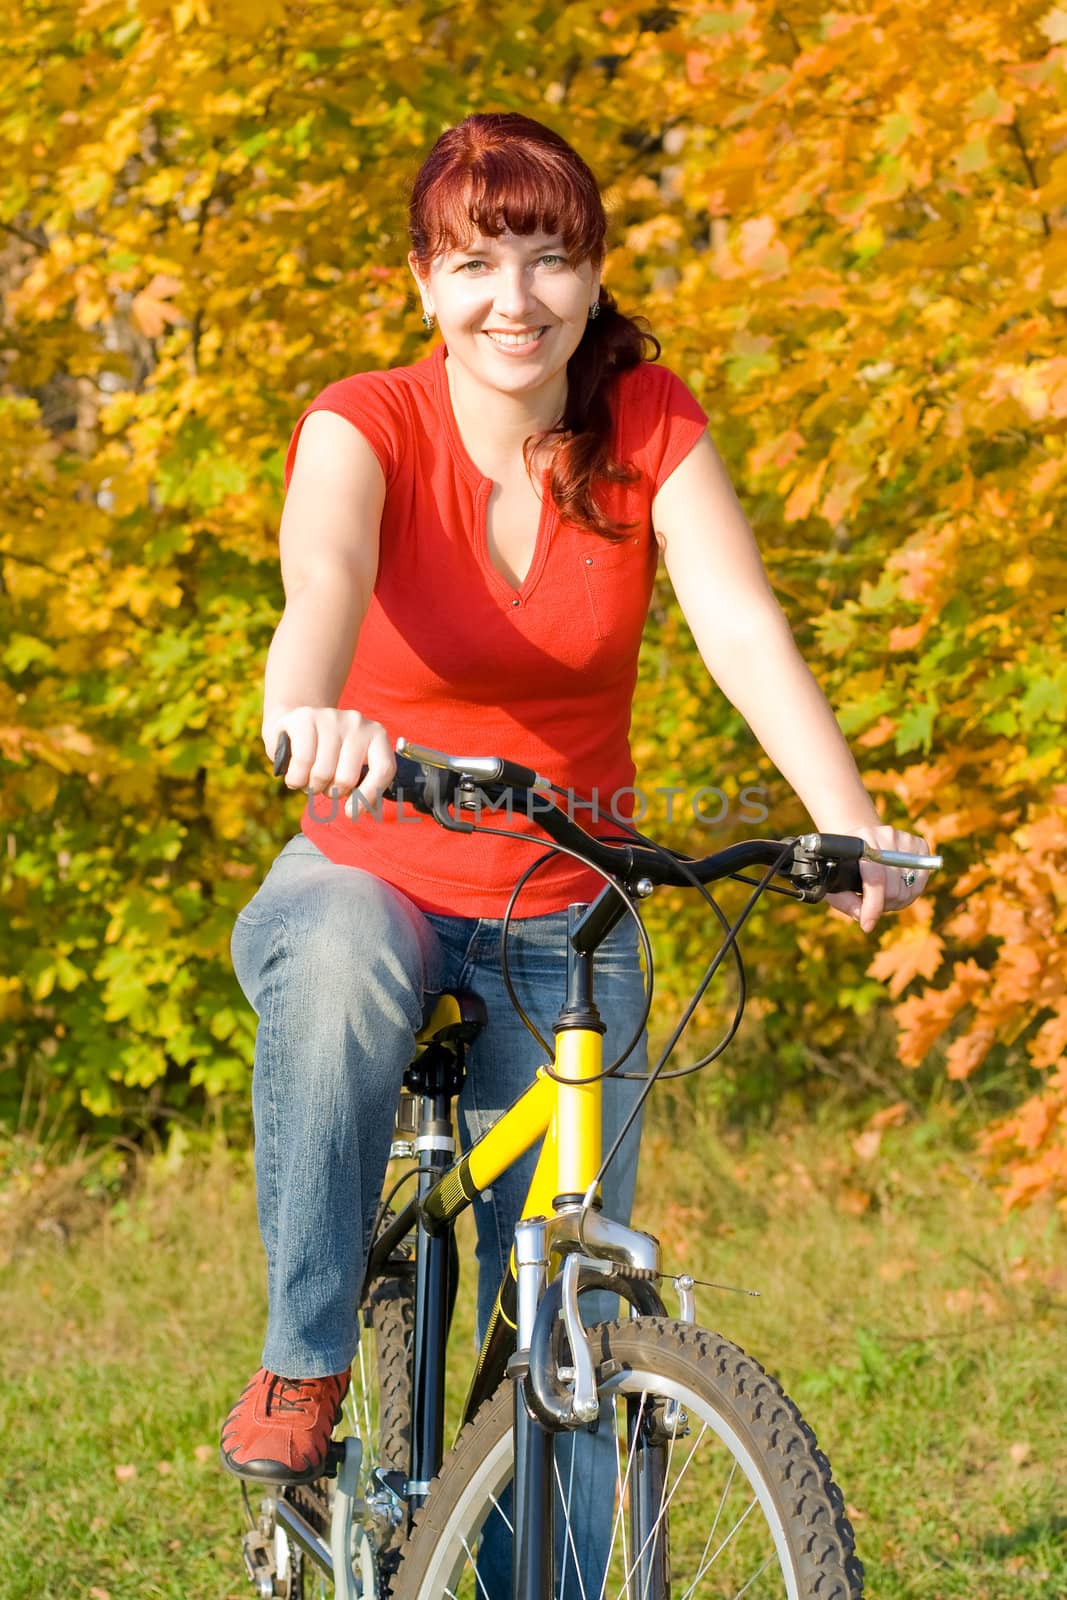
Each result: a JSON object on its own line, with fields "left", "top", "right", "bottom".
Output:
{"left": 282, "top": 716, "right": 318, "bottom": 791}
{"left": 886, "top": 861, "right": 930, "bottom": 909}
{"left": 824, "top": 890, "right": 864, "bottom": 924}
{"left": 307, "top": 728, "right": 343, "bottom": 795}
{"left": 333, "top": 738, "right": 370, "bottom": 799}
{"left": 347, "top": 733, "right": 396, "bottom": 818}
{"left": 858, "top": 860, "right": 885, "bottom": 933}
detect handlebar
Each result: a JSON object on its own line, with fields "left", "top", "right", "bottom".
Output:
{"left": 271, "top": 730, "right": 942, "bottom": 901}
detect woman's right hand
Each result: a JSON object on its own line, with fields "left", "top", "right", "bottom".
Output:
{"left": 263, "top": 706, "right": 397, "bottom": 818}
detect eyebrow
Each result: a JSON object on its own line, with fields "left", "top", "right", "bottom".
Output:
{"left": 452, "top": 237, "right": 566, "bottom": 255}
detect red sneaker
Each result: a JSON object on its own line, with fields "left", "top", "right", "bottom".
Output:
{"left": 220, "top": 1366, "right": 350, "bottom": 1483}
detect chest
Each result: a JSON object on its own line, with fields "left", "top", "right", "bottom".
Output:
{"left": 484, "top": 469, "right": 547, "bottom": 590}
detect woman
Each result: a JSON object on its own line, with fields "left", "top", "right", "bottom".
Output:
{"left": 220, "top": 112, "right": 930, "bottom": 1486}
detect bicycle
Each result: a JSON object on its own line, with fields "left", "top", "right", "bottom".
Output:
{"left": 236, "top": 732, "right": 942, "bottom": 1600}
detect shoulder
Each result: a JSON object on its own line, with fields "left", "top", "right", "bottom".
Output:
{"left": 306, "top": 348, "right": 438, "bottom": 421}
{"left": 284, "top": 350, "right": 440, "bottom": 491}
{"left": 611, "top": 359, "right": 709, "bottom": 490}
{"left": 614, "top": 358, "right": 692, "bottom": 405}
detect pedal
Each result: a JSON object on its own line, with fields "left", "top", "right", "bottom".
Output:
{"left": 241, "top": 1529, "right": 276, "bottom": 1598}
{"left": 373, "top": 1467, "right": 407, "bottom": 1504}
{"left": 323, "top": 1439, "right": 347, "bottom": 1478}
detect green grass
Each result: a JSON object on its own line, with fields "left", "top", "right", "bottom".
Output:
{"left": 1, "top": 1104, "right": 1063, "bottom": 1599}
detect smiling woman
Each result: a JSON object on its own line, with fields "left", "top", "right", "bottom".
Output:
{"left": 221, "top": 110, "right": 933, "bottom": 1587}
{"left": 413, "top": 226, "right": 596, "bottom": 399}
{"left": 406, "top": 113, "right": 660, "bottom": 540}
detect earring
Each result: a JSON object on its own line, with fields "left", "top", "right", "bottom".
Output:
{"left": 422, "top": 310, "right": 435, "bottom": 330}
{"left": 588, "top": 302, "right": 601, "bottom": 321}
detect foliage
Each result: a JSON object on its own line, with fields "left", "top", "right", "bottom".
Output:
{"left": 0, "top": 2, "right": 1064, "bottom": 1198}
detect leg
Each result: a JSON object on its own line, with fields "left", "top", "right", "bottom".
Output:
{"left": 231, "top": 833, "right": 445, "bottom": 1378}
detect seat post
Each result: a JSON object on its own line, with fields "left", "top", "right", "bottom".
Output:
{"left": 402, "top": 988, "right": 486, "bottom": 1504}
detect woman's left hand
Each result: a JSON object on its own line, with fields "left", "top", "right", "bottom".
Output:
{"left": 822, "top": 823, "right": 933, "bottom": 934}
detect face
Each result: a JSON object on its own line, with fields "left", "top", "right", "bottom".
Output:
{"left": 409, "top": 229, "right": 601, "bottom": 402}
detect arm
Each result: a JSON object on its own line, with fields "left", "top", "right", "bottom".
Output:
{"left": 651, "top": 434, "right": 930, "bottom": 930}
{"left": 262, "top": 410, "right": 395, "bottom": 808}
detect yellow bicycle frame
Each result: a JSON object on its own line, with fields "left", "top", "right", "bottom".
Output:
{"left": 409, "top": 993, "right": 609, "bottom": 1427}
{"left": 418, "top": 1014, "right": 604, "bottom": 1234}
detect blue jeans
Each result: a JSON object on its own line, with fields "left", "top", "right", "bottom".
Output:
{"left": 230, "top": 831, "right": 648, "bottom": 1377}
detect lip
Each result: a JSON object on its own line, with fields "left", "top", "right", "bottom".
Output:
{"left": 483, "top": 327, "right": 549, "bottom": 354}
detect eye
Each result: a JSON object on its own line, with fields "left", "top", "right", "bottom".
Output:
{"left": 538, "top": 254, "right": 566, "bottom": 267}
{"left": 457, "top": 259, "right": 487, "bottom": 273}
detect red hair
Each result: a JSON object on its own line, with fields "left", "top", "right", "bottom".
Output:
{"left": 408, "top": 113, "right": 660, "bottom": 539}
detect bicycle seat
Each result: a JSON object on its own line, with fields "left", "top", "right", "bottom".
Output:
{"left": 415, "top": 989, "right": 487, "bottom": 1049}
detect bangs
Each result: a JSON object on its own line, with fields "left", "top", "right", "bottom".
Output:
{"left": 411, "top": 130, "right": 605, "bottom": 266}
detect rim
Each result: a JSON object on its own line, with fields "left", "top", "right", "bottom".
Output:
{"left": 410, "top": 1368, "right": 802, "bottom": 1600}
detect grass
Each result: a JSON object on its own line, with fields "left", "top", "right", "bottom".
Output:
{"left": 1, "top": 1099, "right": 1063, "bottom": 1600}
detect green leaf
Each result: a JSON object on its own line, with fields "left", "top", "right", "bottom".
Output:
{"left": 4, "top": 634, "right": 54, "bottom": 673}
{"left": 1018, "top": 668, "right": 1067, "bottom": 732}
{"left": 894, "top": 700, "right": 937, "bottom": 755}
{"left": 691, "top": 6, "right": 755, "bottom": 36}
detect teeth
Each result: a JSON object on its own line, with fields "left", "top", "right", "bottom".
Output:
{"left": 486, "top": 329, "right": 545, "bottom": 347}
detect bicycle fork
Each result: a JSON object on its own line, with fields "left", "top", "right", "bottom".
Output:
{"left": 510, "top": 1209, "right": 673, "bottom": 1600}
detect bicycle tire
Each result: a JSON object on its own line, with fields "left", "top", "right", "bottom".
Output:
{"left": 362, "top": 1270, "right": 415, "bottom": 1479}
{"left": 391, "top": 1316, "right": 863, "bottom": 1600}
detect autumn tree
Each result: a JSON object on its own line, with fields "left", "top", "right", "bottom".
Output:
{"left": 1, "top": 1, "right": 1064, "bottom": 1200}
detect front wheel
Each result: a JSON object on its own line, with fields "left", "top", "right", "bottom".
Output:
{"left": 391, "top": 1317, "right": 863, "bottom": 1600}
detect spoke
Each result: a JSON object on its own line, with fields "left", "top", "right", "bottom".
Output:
{"left": 730, "top": 1551, "right": 776, "bottom": 1599}
{"left": 680, "top": 1495, "right": 760, "bottom": 1594}
{"left": 680, "top": 1459, "right": 738, "bottom": 1599}
{"left": 486, "top": 1487, "right": 514, "bottom": 1536}
{"left": 613, "top": 1421, "right": 710, "bottom": 1600}
{"left": 599, "top": 1391, "right": 645, "bottom": 1600}
{"left": 554, "top": 1440, "right": 590, "bottom": 1600}
{"left": 459, "top": 1533, "right": 493, "bottom": 1600}
{"left": 638, "top": 1414, "right": 678, "bottom": 1600}
{"left": 355, "top": 1339, "right": 373, "bottom": 1446}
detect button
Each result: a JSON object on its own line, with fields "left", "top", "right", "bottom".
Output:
{"left": 585, "top": 556, "right": 593, "bottom": 565}
{"left": 511, "top": 598, "right": 520, "bottom": 607}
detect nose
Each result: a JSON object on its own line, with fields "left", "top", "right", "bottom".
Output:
{"left": 491, "top": 264, "right": 539, "bottom": 322}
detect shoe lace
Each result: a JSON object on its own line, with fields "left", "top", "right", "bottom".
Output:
{"left": 267, "top": 1374, "right": 324, "bottom": 1415}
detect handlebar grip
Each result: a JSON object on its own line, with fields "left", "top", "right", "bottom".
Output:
{"left": 824, "top": 857, "right": 863, "bottom": 895}
{"left": 271, "top": 731, "right": 429, "bottom": 809}
{"left": 495, "top": 757, "right": 542, "bottom": 789}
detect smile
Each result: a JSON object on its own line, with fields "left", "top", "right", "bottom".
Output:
{"left": 484, "top": 328, "right": 547, "bottom": 350}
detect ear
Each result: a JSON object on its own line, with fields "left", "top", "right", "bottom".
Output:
{"left": 407, "top": 251, "right": 432, "bottom": 315}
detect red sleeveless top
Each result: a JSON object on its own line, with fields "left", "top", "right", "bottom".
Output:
{"left": 283, "top": 343, "right": 707, "bottom": 917}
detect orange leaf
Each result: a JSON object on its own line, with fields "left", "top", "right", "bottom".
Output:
{"left": 945, "top": 1025, "right": 996, "bottom": 1080}
{"left": 868, "top": 1101, "right": 909, "bottom": 1131}
{"left": 867, "top": 908, "right": 945, "bottom": 999}
{"left": 783, "top": 459, "right": 829, "bottom": 523}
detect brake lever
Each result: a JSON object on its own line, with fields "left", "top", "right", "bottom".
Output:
{"left": 783, "top": 835, "right": 863, "bottom": 900}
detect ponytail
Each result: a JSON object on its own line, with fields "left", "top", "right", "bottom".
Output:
{"left": 525, "top": 289, "right": 661, "bottom": 539}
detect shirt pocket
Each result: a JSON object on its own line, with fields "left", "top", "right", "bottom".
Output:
{"left": 578, "top": 533, "right": 649, "bottom": 640}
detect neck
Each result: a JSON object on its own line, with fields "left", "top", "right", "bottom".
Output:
{"left": 443, "top": 351, "right": 566, "bottom": 462}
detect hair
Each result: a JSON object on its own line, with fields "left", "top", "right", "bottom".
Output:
{"left": 408, "top": 112, "right": 661, "bottom": 539}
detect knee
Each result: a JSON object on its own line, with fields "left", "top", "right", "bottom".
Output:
{"left": 238, "top": 869, "right": 436, "bottom": 1039}
{"left": 293, "top": 877, "right": 433, "bottom": 1026}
